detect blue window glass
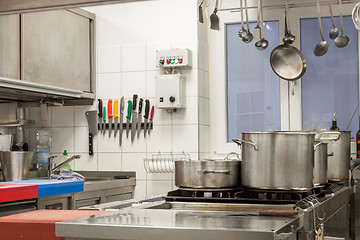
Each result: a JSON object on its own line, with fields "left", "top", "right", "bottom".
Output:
{"left": 301, "top": 16, "right": 359, "bottom": 139}
{"left": 226, "top": 21, "right": 281, "bottom": 142}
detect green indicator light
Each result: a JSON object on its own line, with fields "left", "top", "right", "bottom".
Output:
{"left": 170, "top": 59, "right": 175, "bottom": 64}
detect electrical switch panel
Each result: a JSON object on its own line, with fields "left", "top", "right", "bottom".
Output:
{"left": 155, "top": 74, "right": 186, "bottom": 109}
{"left": 156, "top": 49, "right": 192, "bottom": 68}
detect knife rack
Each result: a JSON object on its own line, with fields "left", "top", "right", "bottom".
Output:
{"left": 97, "top": 123, "right": 153, "bottom": 130}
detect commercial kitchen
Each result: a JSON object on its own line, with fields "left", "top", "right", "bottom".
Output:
{"left": 0, "top": 0, "right": 360, "bottom": 239}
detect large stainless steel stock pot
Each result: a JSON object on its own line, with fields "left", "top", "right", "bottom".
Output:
{"left": 233, "top": 131, "right": 315, "bottom": 191}
{"left": 175, "top": 155, "right": 241, "bottom": 189}
{"left": 313, "top": 141, "right": 328, "bottom": 187}
{"left": 317, "top": 131, "right": 350, "bottom": 182}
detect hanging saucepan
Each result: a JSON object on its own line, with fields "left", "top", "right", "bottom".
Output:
{"left": 269, "top": 0, "right": 306, "bottom": 81}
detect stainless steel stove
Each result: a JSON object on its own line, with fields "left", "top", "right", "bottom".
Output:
{"left": 56, "top": 183, "right": 352, "bottom": 240}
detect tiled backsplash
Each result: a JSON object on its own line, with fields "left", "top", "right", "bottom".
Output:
{"left": 0, "top": 0, "right": 210, "bottom": 200}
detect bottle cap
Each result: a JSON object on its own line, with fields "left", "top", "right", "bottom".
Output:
{"left": 63, "top": 150, "right": 68, "bottom": 156}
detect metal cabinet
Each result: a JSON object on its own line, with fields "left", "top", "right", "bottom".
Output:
{"left": 21, "top": 9, "right": 93, "bottom": 93}
{"left": 0, "top": 14, "right": 20, "bottom": 79}
{"left": 0, "top": 8, "right": 95, "bottom": 104}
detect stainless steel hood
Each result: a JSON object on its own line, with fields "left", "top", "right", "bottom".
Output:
{"left": 0, "top": 76, "right": 85, "bottom": 103}
{"left": 0, "top": 0, "right": 149, "bottom": 14}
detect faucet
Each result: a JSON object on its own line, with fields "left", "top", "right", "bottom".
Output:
{"left": 48, "top": 155, "right": 81, "bottom": 177}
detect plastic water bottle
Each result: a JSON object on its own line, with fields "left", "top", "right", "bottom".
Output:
{"left": 36, "top": 125, "right": 51, "bottom": 171}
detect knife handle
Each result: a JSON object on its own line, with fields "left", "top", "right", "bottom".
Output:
{"left": 98, "top": 99, "right": 103, "bottom": 118}
{"left": 89, "top": 133, "right": 94, "bottom": 155}
{"left": 132, "top": 94, "right": 138, "bottom": 111}
{"left": 103, "top": 107, "right": 106, "bottom": 122}
{"left": 144, "top": 99, "right": 150, "bottom": 119}
{"left": 138, "top": 98, "right": 143, "bottom": 114}
{"left": 126, "top": 100, "right": 132, "bottom": 120}
{"left": 150, "top": 106, "right": 155, "bottom": 121}
{"left": 120, "top": 97, "right": 125, "bottom": 113}
{"left": 114, "top": 99, "right": 119, "bottom": 118}
{"left": 108, "top": 99, "right": 113, "bottom": 118}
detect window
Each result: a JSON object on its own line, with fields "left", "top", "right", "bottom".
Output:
{"left": 300, "top": 16, "right": 359, "bottom": 139}
{"left": 226, "top": 21, "right": 281, "bottom": 142}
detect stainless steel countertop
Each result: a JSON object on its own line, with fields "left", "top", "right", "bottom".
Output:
{"left": 56, "top": 185, "right": 351, "bottom": 240}
{"left": 56, "top": 200, "right": 301, "bottom": 240}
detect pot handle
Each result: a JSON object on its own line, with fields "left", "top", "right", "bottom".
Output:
{"left": 224, "top": 152, "right": 240, "bottom": 160}
{"left": 232, "top": 139, "right": 258, "bottom": 151}
{"left": 318, "top": 131, "right": 341, "bottom": 142}
{"left": 313, "top": 142, "right": 323, "bottom": 151}
{"left": 198, "top": 169, "right": 231, "bottom": 174}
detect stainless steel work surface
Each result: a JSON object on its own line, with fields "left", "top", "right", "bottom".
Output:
{"left": 56, "top": 204, "right": 300, "bottom": 240}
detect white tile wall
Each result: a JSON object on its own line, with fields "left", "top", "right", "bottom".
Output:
{"left": 0, "top": 1, "right": 211, "bottom": 201}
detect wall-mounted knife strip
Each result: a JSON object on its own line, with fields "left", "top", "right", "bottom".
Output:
{"left": 97, "top": 123, "right": 153, "bottom": 130}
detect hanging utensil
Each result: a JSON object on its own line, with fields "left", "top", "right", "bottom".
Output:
{"left": 97, "top": 99, "right": 103, "bottom": 134}
{"left": 238, "top": 0, "right": 247, "bottom": 39}
{"left": 255, "top": 0, "right": 268, "bottom": 50}
{"left": 335, "top": 0, "right": 350, "bottom": 48}
{"left": 328, "top": 0, "right": 339, "bottom": 39}
{"left": 243, "top": 0, "right": 253, "bottom": 43}
{"left": 119, "top": 97, "right": 124, "bottom": 146}
{"left": 199, "top": 1, "right": 204, "bottom": 23}
{"left": 253, "top": 0, "right": 261, "bottom": 39}
{"left": 314, "top": 0, "right": 329, "bottom": 57}
{"left": 85, "top": 110, "right": 97, "bottom": 156}
{"left": 269, "top": 0, "right": 306, "bottom": 81}
{"left": 210, "top": 0, "right": 220, "bottom": 30}
{"left": 352, "top": 2, "right": 360, "bottom": 31}
{"left": 114, "top": 99, "right": 119, "bottom": 137}
{"left": 283, "top": 0, "right": 295, "bottom": 45}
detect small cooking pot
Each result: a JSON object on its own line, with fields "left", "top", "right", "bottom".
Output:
{"left": 175, "top": 154, "right": 241, "bottom": 189}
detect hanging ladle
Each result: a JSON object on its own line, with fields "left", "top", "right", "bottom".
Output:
{"left": 334, "top": 0, "right": 350, "bottom": 48}
{"left": 328, "top": 0, "right": 339, "bottom": 39}
{"left": 238, "top": 0, "right": 248, "bottom": 39}
{"left": 314, "top": 0, "right": 329, "bottom": 56}
{"left": 255, "top": 0, "right": 268, "bottom": 50}
{"left": 243, "top": 0, "right": 253, "bottom": 43}
{"left": 283, "top": 0, "right": 295, "bottom": 45}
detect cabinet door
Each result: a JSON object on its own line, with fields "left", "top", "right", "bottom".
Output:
{"left": 22, "top": 10, "right": 91, "bottom": 92}
{"left": 0, "top": 14, "right": 20, "bottom": 79}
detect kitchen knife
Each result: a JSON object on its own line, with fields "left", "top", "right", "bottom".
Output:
{"left": 131, "top": 94, "right": 138, "bottom": 142}
{"left": 114, "top": 99, "right": 119, "bottom": 137}
{"left": 136, "top": 98, "right": 143, "bottom": 139}
{"left": 148, "top": 106, "right": 154, "bottom": 135}
{"left": 97, "top": 99, "right": 103, "bottom": 134}
{"left": 85, "top": 110, "right": 98, "bottom": 155}
{"left": 143, "top": 99, "right": 150, "bottom": 138}
{"left": 102, "top": 106, "right": 106, "bottom": 135}
{"left": 126, "top": 100, "right": 132, "bottom": 138}
{"left": 119, "top": 97, "right": 125, "bottom": 146}
{"left": 108, "top": 99, "right": 113, "bottom": 137}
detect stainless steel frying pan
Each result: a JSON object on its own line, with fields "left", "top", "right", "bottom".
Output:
{"left": 269, "top": 0, "right": 306, "bottom": 81}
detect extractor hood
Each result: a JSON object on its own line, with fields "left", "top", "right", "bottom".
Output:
{"left": 0, "top": 76, "right": 87, "bottom": 103}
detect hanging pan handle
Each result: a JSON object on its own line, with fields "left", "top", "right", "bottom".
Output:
{"left": 232, "top": 138, "right": 258, "bottom": 151}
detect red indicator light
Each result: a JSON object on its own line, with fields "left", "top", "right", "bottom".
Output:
{"left": 179, "top": 59, "right": 183, "bottom": 64}
{"left": 166, "top": 59, "right": 171, "bottom": 64}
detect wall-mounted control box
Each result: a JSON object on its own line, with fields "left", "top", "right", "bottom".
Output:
{"left": 155, "top": 74, "right": 186, "bottom": 109}
{"left": 156, "top": 49, "right": 192, "bottom": 68}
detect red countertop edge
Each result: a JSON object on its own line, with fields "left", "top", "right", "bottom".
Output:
{"left": 0, "top": 184, "right": 38, "bottom": 203}
{"left": 0, "top": 210, "right": 108, "bottom": 240}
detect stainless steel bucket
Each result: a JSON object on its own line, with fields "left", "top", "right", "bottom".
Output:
{"left": 175, "top": 159, "right": 241, "bottom": 189}
{"left": 319, "top": 131, "right": 350, "bottom": 181}
{"left": 314, "top": 141, "right": 328, "bottom": 186}
{"left": 0, "top": 151, "right": 34, "bottom": 181}
{"left": 233, "top": 131, "right": 315, "bottom": 191}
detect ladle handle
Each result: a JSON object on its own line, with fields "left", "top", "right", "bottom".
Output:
{"left": 339, "top": 0, "right": 344, "bottom": 35}
{"left": 316, "top": 0, "right": 325, "bottom": 41}
{"left": 328, "top": 0, "right": 336, "bottom": 28}
{"left": 284, "top": 0, "right": 291, "bottom": 35}
{"left": 260, "top": 0, "right": 264, "bottom": 38}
